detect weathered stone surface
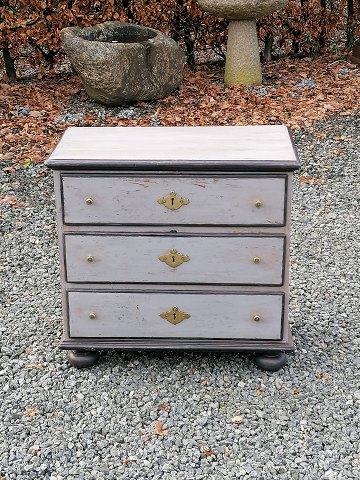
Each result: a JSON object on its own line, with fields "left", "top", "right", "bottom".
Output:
{"left": 224, "top": 20, "right": 261, "bottom": 86}
{"left": 197, "top": 0, "right": 288, "bottom": 86}
{"left": 198, "top": 0, "right": 288, "bottom": 20}
{"left": 61, "top": 22, "right": 185, "bottom": 106}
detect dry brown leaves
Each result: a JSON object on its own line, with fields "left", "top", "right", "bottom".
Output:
{"left": 158, "top": 404, "right": 171, "bottom": 412}
{"left": 231, "top": 415, "right": 244, "bottom": 424}
{"left": 298, "top": 176, "right": 324, "bottom": 184}
{"left": 202, "top": 449, "right": 215, "bottom": 457}
{"left": 1, "top": 54, "right": 358, "bottom": 169}
{"left": 0, "top": 195, "right": 28, "bottom": 207}
{"left": 24, "top": 407, "right": 38, "bottom": 418}
{"left": 153, "top": 420, "right": 169, "bottom": 436}
{"left": 293, "top": 387, "right": 302, "bottom": 397}
{"left": 122, "top": 459, "right": 138, "bottom": 466}
{"left": 24, "top": 364, "right": 44, "bottom": 369}
{"left": 200, "top": 446, "right": 215, "bottom": 457}
{"left": 155, "top": 55, "right": 359, "bottom": 130}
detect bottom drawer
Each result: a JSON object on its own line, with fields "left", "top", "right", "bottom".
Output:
{"left": 68, "top": 291, "right": 283, "bottom": 340}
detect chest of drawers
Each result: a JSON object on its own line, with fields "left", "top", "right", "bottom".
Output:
{"left": 46, "top": 125, "right": 300, "bottom": 370}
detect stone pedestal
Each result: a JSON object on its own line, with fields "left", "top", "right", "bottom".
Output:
{"left": 224, "top": 19, "right": 261, "bottom": 86}
{"left": 197, "top": 0, "right": 288, "bottom": 86}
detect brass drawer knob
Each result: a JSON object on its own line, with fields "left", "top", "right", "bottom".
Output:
{"left": 253, "top": 315, "right": 261, "bottom": 322}
{"left": 160, "top": 306, "right": 190, "bottom": 325}
{"left": 88, "top": 312, "right": 97, "bottom": 320}
{"left": 159, "top": 248, "right": 190, "bottom": 268}
{"left": 87, "top": 255, "right": 94, "bottom": 263}
{"left": 85, "top": 198, "right": 93, "bottom": 205}
{"left": 158, "top": 191, "right": 190, "bottom": 210}
{"left": 253, "top": 256, "right": 261, "bottom": 264}
{"left": 255, "top": 200, "right": 262, "bottom": 208}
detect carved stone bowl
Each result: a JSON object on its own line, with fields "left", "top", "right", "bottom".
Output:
{"left": 197, "top": 0, "right": 288, "bottom": 20}
{"left": 61, "top": 22, "right": 185, "bottom": 106}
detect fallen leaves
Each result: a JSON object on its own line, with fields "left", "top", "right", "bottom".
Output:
{"left": 24, "top": 364, "right": 44, "bottom": 370}
{"left": 298, "top": 176, "right": 324, "bottom": 184}
{"left": 122, "top": 459, "right": 138, "bottom": 466}
{"left": 231, "top": 415, "right": 244, "bottom": 425}
{"left": 28, "top": 110, "right": 43, "bottom": 118}
{"left": 31, "top": 446, "right": 41, "bottom": 456}
{"left": 332, "top": 135, "right": 351, "bottom": 141}
{"left": 158, "top": 405, "right": 171, "bottom": 412}
{"left": 315, "top": 372, "right": 333, "bottom": 381}
{"left": 0, "top": 54, "right": 358, "bottom": 170}
{"left": 140, "top": 418, "right": 170, "bottom": 441}
{"left": 203, "top": 449, "right": 215, "bottom": 457}
{"left": 24, "top": 407, "right": 38, "bottom": 418}
{"left": 0, "top": 195, "right": 28, "bottom": 207}
{"left": 153, "top": 420, "right": 169, "bottom": 436}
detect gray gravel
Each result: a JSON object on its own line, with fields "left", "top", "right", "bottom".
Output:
{"left": 1, "top": 114, "right": 359, "bottom": 479}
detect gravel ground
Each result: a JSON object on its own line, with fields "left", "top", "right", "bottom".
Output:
{"left": 1, "top": 114, "right": 359, "bottom": 479}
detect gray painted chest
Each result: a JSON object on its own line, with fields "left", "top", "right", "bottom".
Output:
{"left": 46, "top": 126, "right": 300, "bottom": 370}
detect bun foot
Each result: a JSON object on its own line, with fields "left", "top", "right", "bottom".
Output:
{"left": 254, "top": 352, "right": 288, "bottom": 371}
{"left": 67, "top": 350, "right": 100, "bottom": 368}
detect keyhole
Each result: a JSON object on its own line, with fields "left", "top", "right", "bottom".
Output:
{"left": 173, "top": 312, "right": 177, "bottom": 321}
{"left": 171, "top": 196, "right": 175, "bottom": 206}
{"left": 172, "top": 255, "right": 176, "bottom": 263}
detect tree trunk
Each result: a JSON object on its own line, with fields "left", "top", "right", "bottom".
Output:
{"left": 318, "top": 0, "right": 327, "bottom": 50}
{"left": 346, "top": 0, "right": 355, "bottom": 50}
{"left": 263, "top": 34, "right": 274, "bottom": 61}
{"left": 171, "top": 0, "right": 182, "bottom": 42}
{"left": 2, "top": 43, "right": 17, "bottom": 82}
{"left": 181, "top": 0, "right": 196, "bottom": 68}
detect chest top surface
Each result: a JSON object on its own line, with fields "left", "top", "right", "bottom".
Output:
{"left": 45, "top": 125, "right": 300, "bottom": 172}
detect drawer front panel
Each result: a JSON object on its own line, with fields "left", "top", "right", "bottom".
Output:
{"left": 68, "top": 291, "right": 283, "bottom": 339}
{"left": 65, "top": 234, "right": 285, "bottom": 285}
{"left": 62, "top": 175, "right": 286, "bottom": 225}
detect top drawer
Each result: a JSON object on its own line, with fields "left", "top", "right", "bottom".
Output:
{"left": 61, "top": 175, "right": 286, "bottom": 226}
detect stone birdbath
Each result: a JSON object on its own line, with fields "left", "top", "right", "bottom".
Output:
{"left": 61, "top": 22, "right": 185, "bottom": 106}
{"left": 197, "top": 0, "right": 288, "bottom": 86}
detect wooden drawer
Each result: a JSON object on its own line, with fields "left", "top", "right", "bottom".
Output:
{"left": 64, "top": 234, "right": 285, "bottom": 285}
{"left": 62, "top": 175, "right": 286, "bottom": 226}
{"left": 68, "top": 291, "right": 284, "bottom": 339}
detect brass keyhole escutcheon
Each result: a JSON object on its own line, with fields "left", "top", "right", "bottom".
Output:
{"left": 159, "top": 248, "right": 190, "bottom": 268}
{"left": 157, "top": 191, "right": 190, "bottom": 210}
{"left": 160, "top": 306, "right": 190, "bottom": 325}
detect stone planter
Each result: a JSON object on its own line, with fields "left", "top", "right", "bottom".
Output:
{"left": 197, "top": 0, "right": 288, "bottom": 86}
{"left": 60, "top": 22, "right": 185, "bottom": 106}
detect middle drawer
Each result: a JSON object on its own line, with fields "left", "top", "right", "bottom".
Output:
{"left": 64, "top": 234, "right": 285, "bottom": 285}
